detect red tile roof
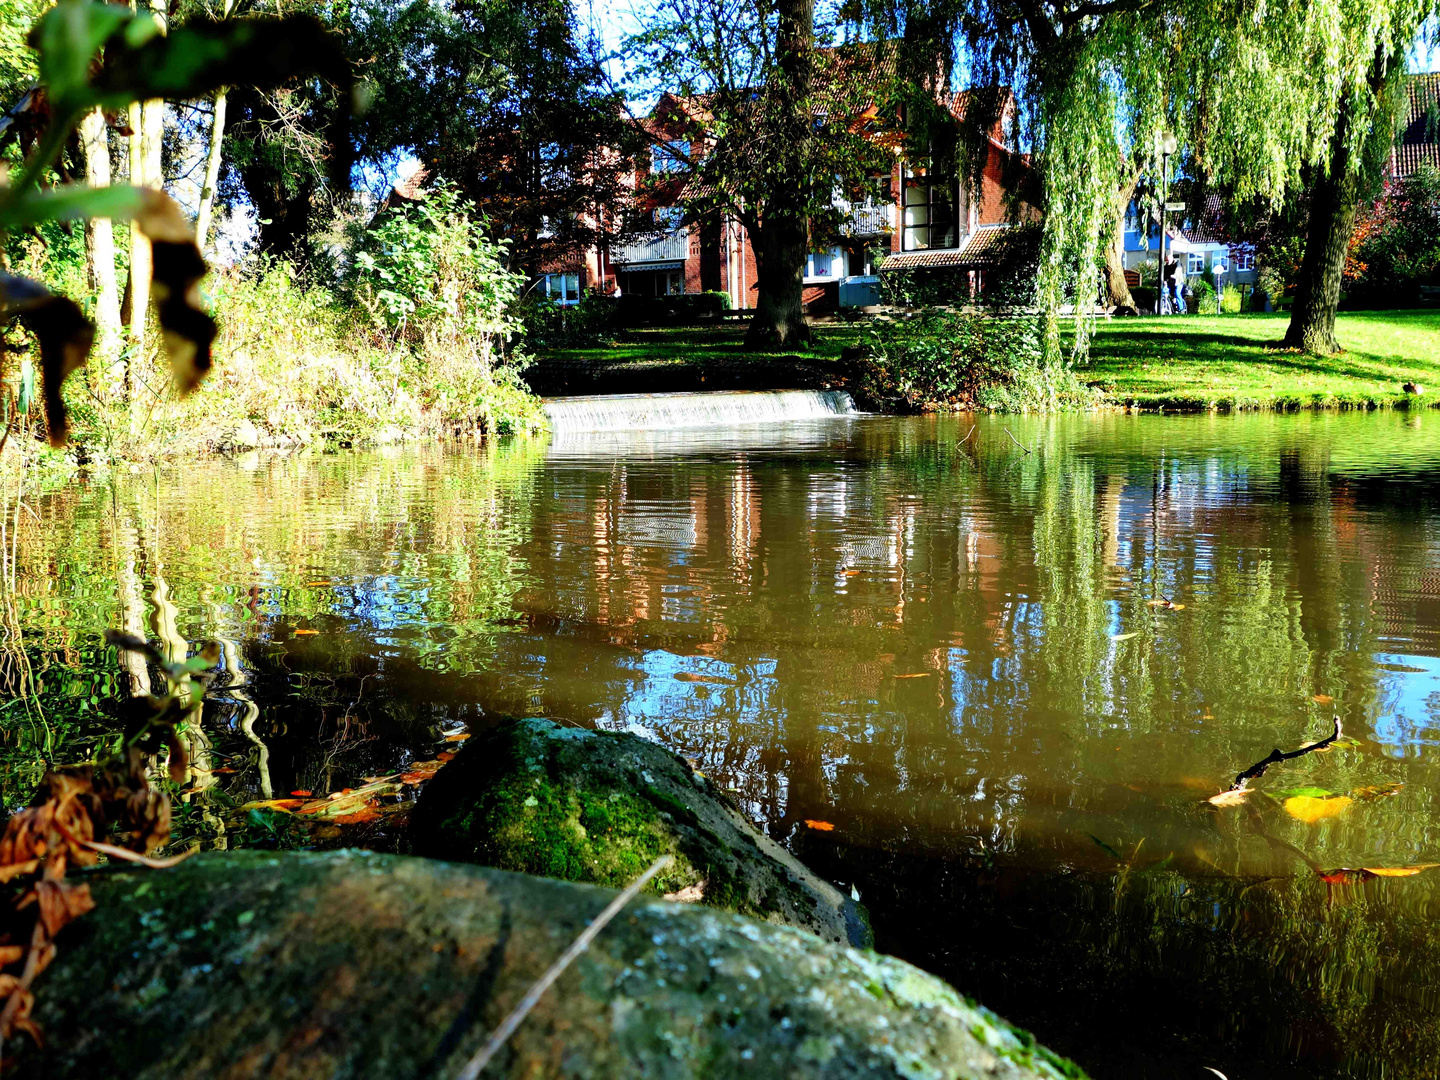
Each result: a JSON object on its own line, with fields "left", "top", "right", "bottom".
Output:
{"left": 879, "top": 224, "right": 1013, "bottom": 270}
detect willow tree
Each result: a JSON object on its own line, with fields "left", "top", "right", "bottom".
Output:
{"left": 868, "top": 0, "right": 1423, "bottom": 363}
{"left": 1283, "top": 8, "right": 1434, "bottom": 354}
{"left": 625, "top": 0, "right": 891, "bottom": 348}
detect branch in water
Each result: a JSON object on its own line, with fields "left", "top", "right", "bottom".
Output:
{"left": 1229, "top": 716, "right": 1341, "bottom": 791}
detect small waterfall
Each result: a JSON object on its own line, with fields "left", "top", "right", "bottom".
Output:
{"left": 543, "top": 390, "right": 857, "bottom": 434}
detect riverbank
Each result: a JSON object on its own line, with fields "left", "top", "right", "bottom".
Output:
{"left": 529, "top": 309, "right": 1440, "bottom": 413}
{"left": 1086, "top": 310, "right": 1440, "bottom": 410}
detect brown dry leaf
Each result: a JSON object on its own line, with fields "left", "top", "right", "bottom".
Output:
{"left": 1312, "top": 694, "right": 1334, "bottom": 704}
{"left": 664, "top": 882, "right": 707, "bottom": 902}
{"left": 1284, "top": 794, "right": 1353, "bottom": 824}
{"left": 0, "top": 947, "right": 24, "bottom": 966}
{"left": 803, "top": 820, "right": 836, "bottom": 832}
{"left": 331, "top": 807, "right": 384, "bottom": 826}
{"left": 436, "top": 752, "right": 455, "bottom": 763}
{"left": 444, "top": 734, "right": 470, "bottom": 743}
{"left": 34, "top": 880, "right": 94, "bottom": 938}
{"left": 136, "top": 190, "right": 216, "bottom": 395}
{"left": 240, "top": 798, "right": 304, "bottom": 812}
{"left": 399, "top": 761, "right": 443, "bottom": 785}
{"left": 290, "top": 790, "right": 313, "bottom": 797}
{"left": 1320, "top": 868, "right": 1373, "bottom": 885}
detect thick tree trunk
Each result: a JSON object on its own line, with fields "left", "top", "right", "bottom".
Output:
{"left": 1282, "top": 122, "right": 1360, "bottom": 354}
{"left": 79, "top": 107, "right": 121, "bottom": 393}
{"left": 1104, "top": 170, "right": 1140, "bottom": 312}
{"left": 743, "top": 0, "right": 814, "bottom": 350}
{"left": 746, "top": 221, "right": 811, "bottom": 348}
{"left": 194, "top": 89, "right": 227, "bottom": 253}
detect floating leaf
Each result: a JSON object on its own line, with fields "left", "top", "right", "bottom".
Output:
{"left": 436, "top": 752, "right": 455, "bottom": 763}
{"left": 674, "top": 672, "right": 728, "bottom": 684}
{"left": 1207, "top": 789, "right": 1253, "bottom": 807}
{"left": 1146, "top": 598, "right": 1185, "bottom": 610}
{"left": 238, "top": 798, "right": 302, "bottom": 812}
{"left": 1319, "top": 864, "right": 1440, "bottom": 885}
{"left": 1284, "top": 794, "right": 1352, "bottom": 824}
{"left": 292, "top": 628, "right": 320, "bottom": 636}
{"left": 1111, "top": 632, "right": 1138, "bottom": 642}
{"left": 1271, "top": 786, "right": 1335, "bottom": 800}
{"left": 803, "top": 820, "right": 836, "bottom": 832}
{"left": 1312, "top": 694, "right": 1334, "bottom": 704}
{"left": 1366, "top": 864, "right": 1440, "bottom": 877}
{"left": 444, "top": 733, "right": 470, "bottom": 742}
{"left": 290, "top": 790, "right": 312, "bottom": 797}
{"left": 893, "top": 672, "right": 931, "bottom": 679}
{"left": 304, "top": 581, "right": 332, "bottom": 587}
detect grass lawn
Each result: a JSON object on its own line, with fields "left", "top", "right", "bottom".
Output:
{"left": 1084, "top": 310, "right": 1440, "bottom": 410}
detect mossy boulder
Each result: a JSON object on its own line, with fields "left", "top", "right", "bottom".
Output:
{"left": 410, "top": 718, "right": 871, "bottom": 947}
{"left": 22, "top": 850, "right": 1085, "bottom": 1080}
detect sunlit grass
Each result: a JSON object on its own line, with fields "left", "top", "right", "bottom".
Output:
{"left": 1084, "top": 311, "right": 1440, "bottom": 410}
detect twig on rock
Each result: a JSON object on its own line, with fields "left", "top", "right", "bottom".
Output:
{"left": 455, "top": 854, "right": 674, "bottom": 1080}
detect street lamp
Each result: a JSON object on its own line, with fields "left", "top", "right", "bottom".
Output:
{"left": 1156, "top": 131, "right": 1178, "bottom": 313}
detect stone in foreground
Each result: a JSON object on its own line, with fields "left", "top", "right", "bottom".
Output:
{"left": 411, "top": 718, "right": 871, "bottom": 947}
{"left": 24, "top": 851, "right": 1084, "bottom": 1080}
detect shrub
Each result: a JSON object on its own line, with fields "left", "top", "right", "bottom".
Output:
{"left": 1187, "top": 279, "right": 1217, "bottom": 314}
{"left": 1220, "top": 286, "right": 1243, "bottom": 314}
{"left": 521, "top": 292, "right": 616, "bottom": 348}
{"left": 860, "top": 309, "right": 1099, "bottom": 411}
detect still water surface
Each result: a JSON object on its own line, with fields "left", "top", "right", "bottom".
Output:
{"left": 8, "top": 412, "right": 1440, "bottom": 1078}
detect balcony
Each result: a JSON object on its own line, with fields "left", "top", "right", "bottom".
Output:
{"left": 840, "top": 200, "right": 890, "bottom": 237}
{"left": 613, "top": 231, "right": 689, "bottom": 265}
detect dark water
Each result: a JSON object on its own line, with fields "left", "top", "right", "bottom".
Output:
{"left": 7, "top": 412, "right": 1440, "bottom": 1078}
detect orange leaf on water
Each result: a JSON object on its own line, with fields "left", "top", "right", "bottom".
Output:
{"left": 803, "top": 820, "right": 836, "bottom": 831}
{"left": 1312, "top": 694, "right": 1334, "bottom": 704}
{"left": 1207, "top": 789, "right": 1252, "bottom": 807}
{"left": 1365, "top": 863, "right": 1440, "bottom": 877}
{"left": 444, "top": 734, "right": 470, "bottom": 742}
{"left": 1284, "top": 794, "right": 1352, "bottom": 824}
{"left": 332, "top": 807, "right": 384, "bottom": 826}
{"left": 436, "top": 752, "right": 455, "bottom": 763}
{"left": 1320, "top": 868, "right": 1373, "bottom": 884}
{"left": 293, "top": 628, "right": 320, "bottom": 636}
{"left": 290, "top": 790, "right": 313, "bottom": 797}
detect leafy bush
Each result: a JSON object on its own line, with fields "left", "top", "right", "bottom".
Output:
{"left": 860, "top": 309, "right": 1099, "bottom": 411}
{"left": 347, "top": 182, "right": 541, "bottom": 436}
{"left": 1220, "top": 286, "right": 1243, "bottom": 314}
{"left": 1188, "top": 279, "right": 1217, "bottom": 314}
{"left": 1346, "top": 164, "right": 1440, "bottom": 305}
{"left": 520, "top": 291, "right": 615, "bottom": 348}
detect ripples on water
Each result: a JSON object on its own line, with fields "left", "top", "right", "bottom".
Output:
{"left": 7, "top": 411, "right": 1440, "bottom": 1078}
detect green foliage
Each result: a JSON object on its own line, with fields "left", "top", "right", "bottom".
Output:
{"left": 347, "top": 183, "right": 542, "bottom": 436}
{"left": 863, "top": 310, "right": 1099, "bottom": 411}
{"left": 1220, "top": 286, "right": 1242, "bottom": 314}
{"left": 1189, "top": 278, "right": 1217, "bottom": 315}
{"left": 1349, "top": 164, "right": 1440, "bottom": 302}
{"left": 520, "top": 292, "right": 616, "bottom": 349}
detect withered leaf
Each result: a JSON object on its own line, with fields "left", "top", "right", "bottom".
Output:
{"left": 20, "top": 295, "right": 92, "bottom": 448}
{"left": 34, "top": 880, "right": 94, "bottom": 938}
{"left": 135, "top": 190, "right": 214, "bottom": 396}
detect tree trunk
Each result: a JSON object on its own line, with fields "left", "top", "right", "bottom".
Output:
{"left": 1281, "top": 120, "right": 1360, "bottom": 354}
{"left": 1104, "top": 170, "right": 1140, "bottom": 312}
{"left": 123, "top": 95, "right": 149, "bottom": 393}
{"left": 743, "top": 0, "right": 814, "bottom": 350}
{"left": 79, "top": 107, "right": 122, "bottom": 394}
{"left": 194, "top": 88, "right": 227, "bottom": 253}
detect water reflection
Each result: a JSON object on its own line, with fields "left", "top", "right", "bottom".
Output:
{"left": 7, "top": 413, "right": 1440, "bottom": 1077}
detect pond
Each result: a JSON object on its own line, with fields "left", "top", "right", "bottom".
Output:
{"left": 6, "top": 411, "right": 1440, "bottom": 1078}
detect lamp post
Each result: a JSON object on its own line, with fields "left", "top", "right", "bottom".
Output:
{"left": 1157, "top": 131, "right": 1177, "bottom": 313}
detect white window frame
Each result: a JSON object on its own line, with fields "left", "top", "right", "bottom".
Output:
{"left": 804, "top": 247, "right": 844, "bottom": 283}
{"left": 1186, "top": 252, "right": 1206, "bottom": 275}
{"left": 1233, "top": 248, "right": 1255, "bottom": 272}
{"left": 540, "top": 273, "right": 580, "bottom": 306}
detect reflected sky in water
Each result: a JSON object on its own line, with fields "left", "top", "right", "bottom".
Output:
{"left": 9, "top": 411, "right": 1440, "bottom": 1077}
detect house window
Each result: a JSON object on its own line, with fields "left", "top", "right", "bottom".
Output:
{"left": 661, "top": 270, "right": 684, "bottom": 295}
{"left": 1186, "top": 252, "right": 1206, "bottom": 275}
{"left": 541, "top": 273, "right": 580, "bottom": 305}
{"left": 1233, "top": 248, "right": 1255, "bottom": 272}
{"left": 654, "top": 206, "right": 685, "bottom": 230}
{"left": 805, "top": 249, "right": 840, "bottom": 280}
{"left": 901, "top": 167, "right": 959, "bottom": 250}
{"left": 651, "top": 140, "right": 690, "bottom": 173}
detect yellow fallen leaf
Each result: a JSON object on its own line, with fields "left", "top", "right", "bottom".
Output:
{"left": 1365, "top": 864, "right": 1440, "bottom": 877}
{"left": 1284, "top": 794, "right": 1352, "bottom": 824}
{"left": 1312, "top": 694, "right": 1334, "bottom": 704}
{"left": 1111, "top": 632, "right": 1138, "bottom": 641}
{"left": 304, "top": 581, "right": 332, "bottom": 587}
{"left": 293, "top": 628, "right": 320, "bottom": 636}
{"left": 803, "top": 819, "right": 836, "bottom": 831}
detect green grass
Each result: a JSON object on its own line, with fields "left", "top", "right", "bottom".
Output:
{"left": 1084, "top": 311, "right": 1440, "bottom": 410}
{"left": 540, "top": 321, "right": 864, "bottom": 367}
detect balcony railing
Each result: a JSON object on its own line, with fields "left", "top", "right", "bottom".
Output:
{"left": 613, "top": 231, "right": 689, "bottom": 264}
{"left": 840, "top": 201, "right": 890, "bottom": 237}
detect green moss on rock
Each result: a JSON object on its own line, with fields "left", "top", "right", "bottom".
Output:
{"left": 410, "top": 718, "right": 871, "bottom": 946}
